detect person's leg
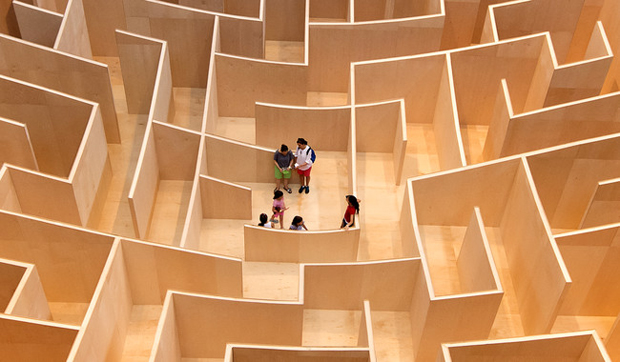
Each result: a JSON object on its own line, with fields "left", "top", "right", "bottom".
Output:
{"left": 275, "top": 177, "right": 281, "bottom": 191}
{"left": 279, "top": 214, "right": 284, "bottom": 229}
{"left": 274, "top": 166, "right": 282, "bottom": 191}
{"left": 298, "top": 170, "right": 305, "bottom": 193}
{"left": 304, "top": 171, "right": 311, "bottom": 193}
{"left": 283, "top": 170, "right": 291, "bottom": 193}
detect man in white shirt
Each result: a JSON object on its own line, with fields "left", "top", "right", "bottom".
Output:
{"left": 294, "top": 138, "right": 314, "bottom": 194}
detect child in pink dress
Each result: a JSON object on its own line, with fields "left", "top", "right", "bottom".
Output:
{"left": 270, "top": 190, "right": 289, "bottom": 229}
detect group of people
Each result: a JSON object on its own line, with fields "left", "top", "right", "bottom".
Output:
{"left": 259, "top": 138, "right": 360, "bottom": 231}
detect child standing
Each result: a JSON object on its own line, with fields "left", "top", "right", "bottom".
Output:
{"left": 270, "top": 190, "right": 289, "bottom": 229}
{"left": 340, "top": 195, "right": 360, "bottom": 230}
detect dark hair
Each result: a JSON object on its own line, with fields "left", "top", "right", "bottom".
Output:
{"left": 280, "top": 144, "right": 288, "bottom": 152}
{"left": 346, "top": 195, "right": 360, "bottom": 214}
{"left": 273, "top": 190, "right": 283, "bottom": 199}
{"left": 291, "top": 215, "right": 303, "bottom": 225}
{"left": 259, "top": 213, "right": 268, "bottom": 226}
{"left": 296, "top": 138, "right": 307, "bottom": 145}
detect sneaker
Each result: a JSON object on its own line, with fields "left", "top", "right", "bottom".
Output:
{"left": 299, "top": 186, "right": 305, "bottom": 193}
{"left": 271, "top": 219, "right": 278, "bottom": 224}
{"left": 285, "top": 187, "right": 292, "bottom": 194}
{"left": 304, "top": 186, "right": 310, "bottom": 194}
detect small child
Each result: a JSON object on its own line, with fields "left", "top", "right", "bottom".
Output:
{"left": 258, "top": 213, "right": 272, "bottom": 228}
{"left": 271, "top": 190, "right": 289, "bottom": 229}
{"left": 289, "top": 215, "right": 308, "bottom": 231}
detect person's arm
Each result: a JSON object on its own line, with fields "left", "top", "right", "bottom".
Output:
{"left": 274, "top": 159, "right": 282, "bottom": 171}
{"left": 288, "top": 152, "right": 295, "bottom": 169}
{"left": 302, "top": 222, "right": 308, "bottom": 231}
{"left": 344, "top": 213, "right": 355, "bottom": 230}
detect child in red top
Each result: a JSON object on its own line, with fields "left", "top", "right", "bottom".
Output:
{"left": 340, "top": 195, "right": 360, "bottom": 229}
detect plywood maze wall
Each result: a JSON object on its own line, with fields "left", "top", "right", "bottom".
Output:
{"left": 1, "top": 0, "right": 620, "bottom": 361}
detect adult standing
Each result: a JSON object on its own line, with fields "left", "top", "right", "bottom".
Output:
{"left": 273, "top": 144, "right": 295, "bottom": 193}
{"left": 294, "top": 138, "right": 315, "bottom": 194}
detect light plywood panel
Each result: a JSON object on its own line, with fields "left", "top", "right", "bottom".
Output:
{"left": 456, "top": 208, "right": 501, "bottom": 293}
{"left": 580, "top": 178, "right": 620, "bottom": 228}
{"left": 264, "top": 0, "right": 305, "bottom": 41}
{"left": 244, "top": 225, "right": 360, "bottom": 263}
{"left": 411, "top": 158, "right": 520, "bottom": 226}
{"left": 606, "top": 313, "right": 620, "bottom": 361}
{"left": 0, "top": 168, "right": 21, "bottom": 213}
{"left": 0, "top": 34, "right": 119, "bottom": 143}
{"left": 392, "top": 101, "right": 407, "bottom": 185}
{"left": 354, "top": 54, "right": 446, "bottom": 126}
{"left": 450, "top": 35, "right": 547, "bottom": 126}
{"left": 152, "top": 122, "right": 200, "bottom": 180}
{"left": 115, "top": 30, "right": 165, "bottom": 114}
{"left": 556, "top": 225, "right": 620, "bottom": 316}
{"left": 0, "top": 315, "right": 79, "bottom": 361}
{"left": 128, "top": 125, "right": 160, "bottom": 239}
{"left": 482, "top": 80, "right": 512, "bottom": 162}
{"left": 500, "top": 160, "right": 570, "bottom": 334}
{"left": 215, "top": 54, "right": 308, "bottom": 117}
{"left": 80, "top": 0, "right": 126, "bottom": 55}
{"left": 200, "top": 175, "right": 251, "bottom": 219}
{"left": 172, "top": 292, "right": 303, "bottom": 358}
{"left": 0, "top": 212, "right": 114, "bottom": 302}
{"left": 67, "top": 240, "right": 133, "bottom": 362}
{"left": 310, "top": 0, "right": 348, "bottom": 20}
{"left": 0, "top": 261, "right": 26, "bottom": 312}
{"left": 256, "top": 103, "right": 351, "bottom": 151}
{"left": 0, "top": 118, "right": 37, "bottom": 171}
{"left": 433, "top": 55, "right": 466, "bottom": 169}
{"left": 205, "top": 134, "right": 273, "bottom": 183}
{"left": 303, "top": 258, "right": 420, "bottom": 311}
{"left": 151, "top": 294, "right": 182, "bottom": 362}
{"left": 355, "top": 101, "right": 399, "bottom": 153}
{"left": 309, "top": 16, "right": 444, "bottom": 92}
{"left": 229, "top": 345, "right": 371, "bottom": 362}
{"left": 440, "top": 0, "right": 480, "bottom": 50}
{"left": 120, "top": 239, "right": 243, "bottom": 304}
{"left": 13, "top": 0, "right": 62, "bottom": 47}
{"left": 53, "top": 0, "right": 92, "bottom": 58}
{"left": 599, "top": 0, "right": 620, "bottom": 93}
{"left": 442, "top": 331, "right": 610, "bottom": 362}
{"left": 6, "top": 264, "right": 52, "bottom": 320}
{"left": 544, "top": 56, "right": 612, "bottom": 108}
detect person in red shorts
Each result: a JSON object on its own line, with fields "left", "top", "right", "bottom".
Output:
{"left": 294, "top": 138, "right": 315, "bottom": 194}
{"left": 341, "top": 195, "right": 360, "bottom": 230}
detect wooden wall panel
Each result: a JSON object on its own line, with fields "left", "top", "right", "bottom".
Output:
{"left": 355, "top": 102, "right": 399, "bottom": 153}
{"left": 0, "top": 118, "right": 37, "bottom": 171}
{"left": 199, "top": 175, "right": 251, "bottom": 219}
{"left": 440, "top": 0, "right": 480, "bottom": 50}
{"left": 303, "top": 258, "right": 420, "bottom": 311}
{"left": 215, "top": 54, "right": 308, "bottom": 117}
{"left": 70, "top": 106, "right": 110, "bottom": 226}
{"left": 115, "top": 30, "right": 164, "bottom": 114}
{"left": 433, "top": 55, "right": 466, "bottom": 169}
{"left": 0, "top": 35, "right": 119, "bottom": 143}
{"left": 13, "top": 1, "right": 62, "bottom": 47}
{"left": 230, "top": 346, "right": 371, "bottom": 362}
{"left": 482, "top": 80, "right": 512, "bottom": 162}
{"left": 68, "top": 240, "right": 133, "bottom": 362}
{"left": 544, "top": 56, "right": 612, "bottom": 107}
{"left": 354, "top": 54, "right": 446, "bottom": 126}
{"left": 556, "top": 226, "right": 620, "bottom": 316}
{"left": 172, "top": 293, "right": 303, "bottom": 358}
{"left": 204, "top": 134, "right": 273, "bottom": 183}
{"left": 450, "top": 35, "right": 546, "bottom": 125}
{"left": 392, "top": 101, "right": 407, "bottom": 185}
{"left": 456, "top": 208, "right": 501, "bottom": 293}
{"left": 151, "top": 294, "right": 182, "bottom": 362}
{"left": 308, "top": 17, "right": 444, "bottom": 92}
{"left": 244, "top": 225, "right": 360, "bottom": 263}
{"left": 54, "top": 0, "right": 92, "bottom": 58}
{"left": 120, "top": 239, "right": 243, "bottom": 304}
{"left": 6, "top": 264, "right": 51, "bottom": 320}
{"left": 0, "top": 0, "right": 20, "bottom": 35}
{"left": 81, "top": 0, "right": 126, "bottom": 55}
{"left": 0, "top": 261, "right": 26, "bottom": 312}
{"left": 128, "top": 126, "right": 160, "bottom": 239}
{"left": 0, "top": 316, "right": 78, "bottom": 361}
{"left": 0, "top": 212, "right": 114, "bottom": 302}
{"left": 264, "top": 0, "right": 305, "bottom": 41}
{"left": 606, "top": 313, "right": 620, "bottom": 361}
{"left": 499, "top": 160, "right": 570, "bottom": 334}
{"left": 153, "top": 122, "right": 200, "bottom": 181}
{"left": 411, "top": 159, "right": 520, "bottom": 226}
{"left": 0, "top": 168, "right": 21, "bottom": 213}
{"left": 255, "top": 103, "right": 350, "bottom": 151}
{"left": 309, "top": 0, "right": 348, "bottom": 20}
{"left": 580, "top": 178, "right": 620, "bottom": 228}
